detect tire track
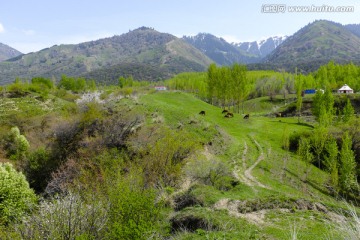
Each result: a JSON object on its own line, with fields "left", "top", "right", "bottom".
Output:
{"left": 234, "top": 137, "right": 271, "bottom": 190}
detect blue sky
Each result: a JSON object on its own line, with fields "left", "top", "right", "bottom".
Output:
{"left": 1, "top": 0, "right": 360, "bottom": 53}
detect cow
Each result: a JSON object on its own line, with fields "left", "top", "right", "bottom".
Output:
{"left": 199, "top": 110, "right": 206, "bottom": 116}
{"left": 243, "top": 114, "right": 249, "bottom": 119}
{"left": 224, "top": 112, "right": 234, "bottom": 118}
{"left": 275, "top": 112, "right": 282, "bottom": 118}
{"left": 222, "top": 109, "right": 228, "bottom": 114}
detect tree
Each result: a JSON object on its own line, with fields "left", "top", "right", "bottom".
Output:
{"left": 324, "top": 138, "right": 339, "bottom": 193}
{"left": 311, "top": 126, "right": 328, "bottom": 169}
{"left": 298, "top": 136, "right": 314, "bottom": 181}
{"left": 295, "top": 71, "right": 304, "bottom": 123}
{"left": 0, "top": 163, "right": 37, "bottom": 224}
{"left": 342, "top": 98, "right": 354, "bottom": 123}
{"left": 230, "top": 64, "right": 251, "bottom": 113}
{"left": 312, "top": 89, "right": 334, "bottom": 127}
{"left": 338, "top": 132, "right": 358, "bottom": 194}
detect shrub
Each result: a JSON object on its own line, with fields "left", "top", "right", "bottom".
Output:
{"left": 106, "top": 172, "right": 162, "bottom": 240}
{"left": 184, "top": 156, "right": 234, "bottom": 190}
{"left": 142, "top": 128, "right": 197, "bottom": 187}
{"left": 289, "top": 130, "right": 311, "bottom": 152}
{"left": 0, "top": 163, "right": 37, "bottom": 224}
{"left": 4, "top": 126, "right": 30, "bottom": 161}
{"left": 16, "top": 192, "right": 108, "bottom": 239}
{"left": 26, "top": 148, "right": 53, "bottom": 193}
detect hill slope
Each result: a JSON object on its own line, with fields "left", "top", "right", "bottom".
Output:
{"left": 0, "top": 42, "right": 22, "bottom": 62}
{"left": 0, "top": 27, "right": 212, "bottom": 84}
{"left": 264, "top": 20, "right": 360, "bottom": 72}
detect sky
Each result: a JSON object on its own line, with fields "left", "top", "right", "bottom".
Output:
{"left": 1, "top": 0, "right": 360, "bottom": 53}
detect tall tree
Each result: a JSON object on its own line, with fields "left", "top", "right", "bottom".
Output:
{"left": 298, "top": 136, "right": 314, "bottom": 181}
{"left": 295, "top": 71, "right": 303, "bottom": 123}
{"left": 338, "top": 132, "right": 358, "bottom": 194}
{"left": 324, "top": 138, "right": 339, "bottom": 193}
{"left": 342, "top": 98, "right": 354, "bottom": 123}
{"left": 311, "top": 126, "right": 328, "bottom": 169}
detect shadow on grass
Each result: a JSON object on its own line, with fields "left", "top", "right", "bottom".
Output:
{"left": 285, "top": 168, "right": 330, "bottom": 197}
{"left": 274, "top": 120, "right": 314, "bottom": 129}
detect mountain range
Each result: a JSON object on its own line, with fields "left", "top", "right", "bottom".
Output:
{"left": 0, "top": 27, "right": 212, "bottom": 85}
{"left": 183, "top": 33, "right": 287, "bottom": 65}
{"left": 1, "top": 20, "right": 360, "bottom": 84}
{"left": 0, "top": 43, "right": 22, "bottom": 62}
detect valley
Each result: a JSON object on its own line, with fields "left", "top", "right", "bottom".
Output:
{"left": 0, "top": 18, "right": 360, "bottom": 239}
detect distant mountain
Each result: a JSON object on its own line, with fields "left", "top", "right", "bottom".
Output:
{"left": 183, "top": 33, "right": 260, "bottom": 65}
{"left": 0, "top": 27, "right": 212, "bottom": 84}
{"left": 183, "top": 33, "right": 286, "bottom": 65}
{"left": 234, "top": 36, "right": 287, "bottom": 58}
{"left": 0, "top": 43, "right": 22, "bottom": 62}
{"left": 345, "top": 24, "right": 360, "bottom": 38}
{"left": 263, "top": 20, "right": 360, "bottom": 72}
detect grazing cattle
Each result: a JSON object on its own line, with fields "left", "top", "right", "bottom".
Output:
{"left": 199, "top": 110, "right": 206, "bottom": 116}
{"left": 243, "top": 114, "right": 249, "bottom": 119}
{"left": 224, "top": 112, "right": 234, "bottom": 118}
{"left": 275, "top": 112, "right": 282, "bottom": 118}
{"left": 222, "top": 109, "right": 228, "bottom": 114}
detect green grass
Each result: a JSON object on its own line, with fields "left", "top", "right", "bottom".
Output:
{"left": 139, "top": 91, "right": 354, "bottom": 239}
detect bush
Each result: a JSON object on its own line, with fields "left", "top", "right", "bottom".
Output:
{"left": 0, "top": 163, "right": 37, "bottom": 224}
{"left": 289, "top": 130, "right": 311, "bottom": 152}
{"left": 184, "top": 156, "right": 235, "bottom": 190}
{"left": 4, "top": 126, "right": 29, "bottom": 161}
{"left": 26, "top": 148, "right": 53, "bottom": 193}
{"left": 16, "top": 192, "right": 108, "bottom": 239}
{"left": 106, "top": 172, "right": 162, "bottom": 240}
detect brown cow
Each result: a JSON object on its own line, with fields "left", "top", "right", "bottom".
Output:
{"left": 275, "top": 112, "right": 282, "bottom": 118}
{"left": 224, "top": 112, "right": 234, "bottom": 118}
{"left": 199, "top": 110, "right": 205, "bottom": 116}
{"left": 243, "top": 114, "right": 249, "bottom": 119}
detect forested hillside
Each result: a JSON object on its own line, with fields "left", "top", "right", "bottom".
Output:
{"left": 0, "top": 27, "right": 212, "bottom": 85}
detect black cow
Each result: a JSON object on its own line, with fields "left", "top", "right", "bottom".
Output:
{"left": 243, "top": 114, "right": 249, "bottom": 119}
{"left": 222, "top": 109, "right": 228, "bottom": 114}
{"left": 199, "top": 110, "right": 206, "bottom": 116}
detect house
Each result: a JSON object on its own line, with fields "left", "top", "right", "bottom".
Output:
{"left": 337, "top": 84, "right": 353, "bottom": 94}
{"left": 154, "top": 86, "right": 167, "bottom": 91}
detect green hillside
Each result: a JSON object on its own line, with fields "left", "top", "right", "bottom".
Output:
{"left": 0, "top": 27, "right": 212, "bottom": 85}
{"left": 0, "top": 77, "right": 359, "bottom": 239}
{"left": 264, "top": 20, "right": 360, "bottom": 72}
{"left": 139, "top": 91, "right": 354, "bottom": 239}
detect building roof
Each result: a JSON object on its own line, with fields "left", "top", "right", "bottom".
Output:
{"left": 338, "top": 84, "right": 353, "bottom": 91}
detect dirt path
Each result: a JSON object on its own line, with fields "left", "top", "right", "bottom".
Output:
{"left": 234, "top": 138, "right": 271, "bottom": 190}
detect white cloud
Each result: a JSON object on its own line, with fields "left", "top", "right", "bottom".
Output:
{"left": 0, "top": 23, "right": 4, "bottom": 33}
